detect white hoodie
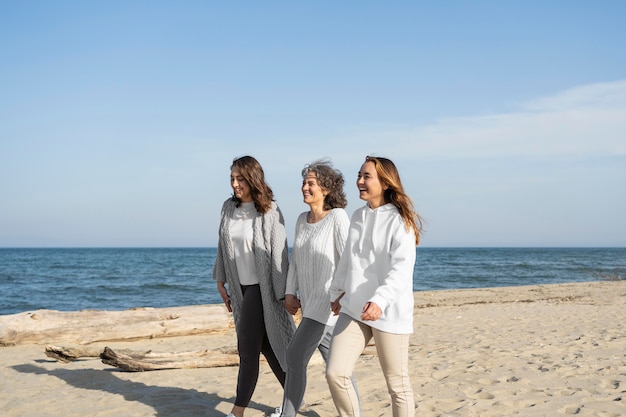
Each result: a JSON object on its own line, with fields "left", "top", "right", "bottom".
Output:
{"left": 330, "top": 203, "right": 416, "bottom": 334}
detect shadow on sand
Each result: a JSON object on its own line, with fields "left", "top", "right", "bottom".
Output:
{"left": 12, "top": 363, "right": 276, "bottom": 417}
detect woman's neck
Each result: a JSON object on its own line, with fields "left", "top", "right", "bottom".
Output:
{"left": 307, "top": 205, "right": 329, "bottom": 223}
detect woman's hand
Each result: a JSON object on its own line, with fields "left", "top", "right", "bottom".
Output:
{"left": 284, "top": 294, "right": 301, "bottom": 315}
{"left": 361, "top": 301, "right": 382, "bottom": 321}
{"left": 330, "top": 292, "right": 345, "bottom": 316}
{"left": 217, "top": 282, "right": 232, "bottom": 312}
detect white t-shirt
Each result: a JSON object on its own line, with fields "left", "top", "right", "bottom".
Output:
{"left": 229, "top": 201, "right": 258, "bottom": 285}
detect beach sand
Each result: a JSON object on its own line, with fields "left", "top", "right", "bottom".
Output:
{"left": 1, "top": 281, "right": 625, "bottom": 417}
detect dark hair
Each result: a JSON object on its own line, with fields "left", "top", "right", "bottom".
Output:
{"left": 302, "top": 159, "right": 347, "bottom": 210}
{"left": 365, "top": 155, "right": 423, "bottom": 245}
{"left": 230, "top": 155, "right": 274, "bottom": 213}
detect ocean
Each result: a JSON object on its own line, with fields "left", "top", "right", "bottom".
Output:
{"left": 0, "top": 247, "right": 624, "bottom": 316}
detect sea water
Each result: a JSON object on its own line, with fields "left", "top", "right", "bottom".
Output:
{"left": 0, "top": 247, "right": 624, "bottom": 316}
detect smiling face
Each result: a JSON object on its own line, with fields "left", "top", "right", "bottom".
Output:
{"left": 357, "top": 161, "right": 387, "bottom": 208}
{"left": 231, "top": 167, "right": 252, "bottom": 202}
{"left": 302, "top": 171, "right": 327, "bottom": 208}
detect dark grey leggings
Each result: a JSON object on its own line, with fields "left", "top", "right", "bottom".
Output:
{"left": 280, "top": 318, "right": 359, "bottom": 417}
{"left": 235, "top": 284, "right": 285, "bottom": 407}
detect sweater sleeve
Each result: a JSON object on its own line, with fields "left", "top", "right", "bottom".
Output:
{"left": 333, "top": 209, "right": 350, "bottom": 264}
{"left": 270, "top": 203, "right": 290, "bottom": 301}
{"left": 285, "top": 213, "right": 302, "bottom": 296}
{"left": 212, "top": 202, "right": 228, "bottom": 283}
{"left": 368, "top": 219, "right": 416, "bottom": 312}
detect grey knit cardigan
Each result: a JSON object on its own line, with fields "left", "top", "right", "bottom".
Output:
{"left": 212, "top": 198, "right": 295, "bottom": 371}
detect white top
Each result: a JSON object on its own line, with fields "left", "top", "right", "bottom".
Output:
{"left": 330, "top": 203, "right": 416, "bottom": 334}
{"left": 287, "top": 208, "right": 350, "bottom": 325}
{"left": 229, "top": 201, "right": 258, "bottom": 285}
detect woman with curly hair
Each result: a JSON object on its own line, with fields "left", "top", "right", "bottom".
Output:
{"left": 273, "top": 159, "right": 357, "bottom": 417}
{"left": 326, "top": 155, "right": 423, "bottom": 417}
{"left": 213, "top": 155, "right": 295, "bottom": 417}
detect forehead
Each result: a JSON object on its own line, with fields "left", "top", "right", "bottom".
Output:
{"left": 359, "top": 161, "right": 377, "bottom": 175}
{"left": 231, "top": 167, "right": 244, "bottom": 176}
{"left": 304, "top": 171, "right": 318, "bottom": 180}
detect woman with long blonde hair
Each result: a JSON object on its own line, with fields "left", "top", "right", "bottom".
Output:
{"left": 326, "top": 155, "right": 423, "bottom": 417}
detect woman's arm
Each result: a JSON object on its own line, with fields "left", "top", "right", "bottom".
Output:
{"left": 269, "top": 203, "right": 289, "bottom": 301}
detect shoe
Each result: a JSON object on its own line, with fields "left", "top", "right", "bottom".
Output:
{"left": 226, "top": 414, "right": 235, "bottom": 417}
{"left": 269, "top": 407, "right": 282, "bottom": 417}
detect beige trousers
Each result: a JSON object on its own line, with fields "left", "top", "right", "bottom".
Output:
{"left": 326, "top": 313, "right": 415, "bottom": 417}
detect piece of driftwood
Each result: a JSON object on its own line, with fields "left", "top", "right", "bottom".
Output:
{"left": 45, "top": 344, "right": 103, "bottom": 362}
{"left": 0, "top": 305, "right": 233, "bottom": 346}
{"left": 44, "top": 339, "right": 383, "bottom": 373}
{"left": 100, "top": 346, "right": 240, "bottom": 371}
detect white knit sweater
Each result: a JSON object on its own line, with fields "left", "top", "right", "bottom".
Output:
{"left": 286, "top": 208, "right": 350, "bottom": 325}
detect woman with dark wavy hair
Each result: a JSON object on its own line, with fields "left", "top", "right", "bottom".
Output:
{"left": 213, "top": 155, "right": 295, "bottom": 417}
{"left": 326, "top": 155, "right": 423, "bottom": 417}
{"left": 273, "top": 159, "right": 358, "bottom": 417}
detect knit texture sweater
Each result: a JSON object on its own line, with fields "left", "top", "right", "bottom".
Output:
{"left": 330, "top": 203, "right": 416, "bottom": 334}
{"left": 213, "top": 198, "right": 295, "bottom": 371}
{"left": 286, "top": 208, "right": 350, "bottom": 325}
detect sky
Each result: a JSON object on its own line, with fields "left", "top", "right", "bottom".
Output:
{"left": 1, "top": 1, "right": 625, "bottom": 248}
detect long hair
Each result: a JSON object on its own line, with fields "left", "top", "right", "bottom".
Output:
{"left": 230, "top": 155, "right": 274, "bottom": 214}
{"left": 365, "top": 155, "right": 423, "bottom": 245}
{"left": 301, "top": 159, "right": 347, "bottom": 210}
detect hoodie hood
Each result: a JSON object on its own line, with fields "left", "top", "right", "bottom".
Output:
{"left": 359, "top": 203, "right": 396, "bottom": 253}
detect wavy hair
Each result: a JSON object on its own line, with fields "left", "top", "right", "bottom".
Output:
{"left": 365, "top": 155, "right": 423, "bottom": 245}
{"left": 230, "top": 155, "right": 274, "bottom": 213}
{"left": 302, "top": 159, "right": 347, "bottom": 210}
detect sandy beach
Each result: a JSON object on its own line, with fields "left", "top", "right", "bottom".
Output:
{"left": 1, "top": 281, "right": 625, "bottom": 417}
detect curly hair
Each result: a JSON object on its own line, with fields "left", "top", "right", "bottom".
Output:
{"left": 365, "top": 155, "right": 423, "bottom": 245}
{"left": 301, "top": 159, "right": 347, "bottom": 210}
{"left": 230, "top": 155, "right": 274, "bottom": 214}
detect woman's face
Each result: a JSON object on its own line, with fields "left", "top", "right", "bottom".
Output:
{"left": 302, "top": 171, "right": 327, "bottom": 208}
{"left": 231, "top": 167, "right": 252, "bottom": 202}
{"left": 357, "top": 161, "right": 386, "bottom": 208}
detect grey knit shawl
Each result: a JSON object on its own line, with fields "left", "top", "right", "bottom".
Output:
{"left": 212, "top": 198, "right": 295, "bottom": 371}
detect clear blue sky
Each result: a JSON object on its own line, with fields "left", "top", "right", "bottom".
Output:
{"left": 1, "top": 1, "right": 625, "bottom": 247}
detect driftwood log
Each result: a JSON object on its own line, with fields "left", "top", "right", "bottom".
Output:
{"left": 45, "top": 343, "right": 378, "bottom": 372}
{"left": 44, "top": 344, "right": 240, "bottom": 370}
{"left": 45, "top": 345, "right": 103, "bottom": 362}
{"left": 0, "top": 305, "right": 233, "bottom": 346}
{"left": 7, "top": 304, "right": 383, "bottom": 372}
{"left": 100, "top": 346, "right": 240, "bottom": 371}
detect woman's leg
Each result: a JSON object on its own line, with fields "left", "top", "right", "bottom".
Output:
{"left": 316, "top": 324, "right": 333, "bottom": 363}
{"left": 373, "top": 329, "right": 414, "bottom": 417}
{"left": 234, "top": 285, "right": 265, "bottom": 408}
{"left": 279, "top": 318, "right": 325, "bottom": 417}
{"left": 261, "top": 330, "right": 286, "bottom": 386}
{"left": 319, "top": 324, "right": 361, "bottom": 416}
{"left": 325, "top": 314, "right": 371, "bottom": 417}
